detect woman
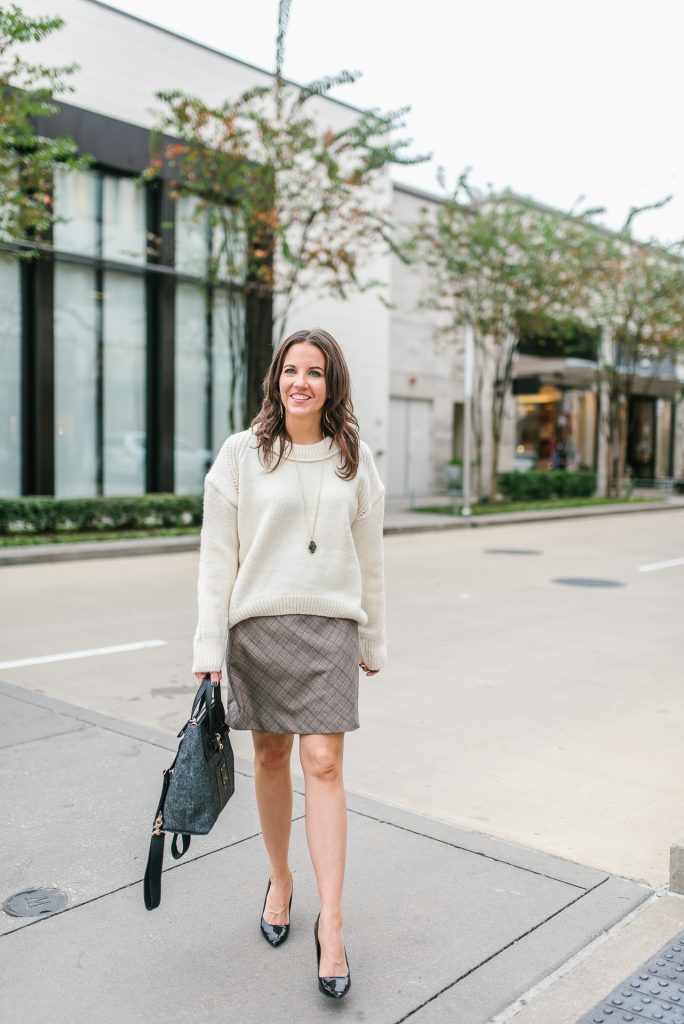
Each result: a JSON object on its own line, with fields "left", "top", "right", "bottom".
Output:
{"left": 191, "top": 327, "right": 386, "bottom": 999}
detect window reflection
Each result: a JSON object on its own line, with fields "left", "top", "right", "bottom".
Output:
{"left": 103, "top": 273, "right": 146, "bottom": 494}
{"left": 0, "top": 259, "right": 21, "bottom": 496}
{"left": 54, "top": 265, "right": 98, "bottom": 497}
{"left": 53, "top": 168, "right": 98, "bottom": 257}
{"left": 175, "top": 283, "right": 210, "bottom": 494}
{"left": 175, "top": 195, "right": 207, "bottom": 277}
{"left": 103, "top": 177, "right": 146, "bottom": 265}
{"left": 212, "top": 289, "right": 246, "bottom": 448}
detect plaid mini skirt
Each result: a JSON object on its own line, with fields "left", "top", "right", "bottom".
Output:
{"left": 225, "top": 614, "right": 360, "bottom": 734}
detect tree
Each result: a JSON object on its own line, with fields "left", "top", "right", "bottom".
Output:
{"left": 578, "top": 203, "right": 684, "bottom": 495}
{"left": 0, "top": 4, "right": 90, "bottom": 254}
{"left": 410, "top": 170, "right": 577, "bottom": 500}
{"left": 141, "top": 0, "right": 428, "bottom": 350}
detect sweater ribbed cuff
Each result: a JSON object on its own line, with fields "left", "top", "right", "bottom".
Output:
{"left": 192, "top": 635, "right": 227, "bottom": 674}
{"left": 359, "top": 636, "right": 386, "bottom": 672}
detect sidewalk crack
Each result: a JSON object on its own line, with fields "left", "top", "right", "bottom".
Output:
{"left": 347, "top": 806, "right": 594, "bottom": 890}
{"left": 0, "top": 819, "right": 305, "bottom": 938}
{"left": 0, "top": 724, "right": 91, "bottom": 752}
{"left": 391, "top": 877, "right": 610, "bottom": 1023}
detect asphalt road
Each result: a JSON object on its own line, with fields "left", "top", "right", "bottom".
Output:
{"left": 1, "top": 509, "right": 682, "bottom": 886}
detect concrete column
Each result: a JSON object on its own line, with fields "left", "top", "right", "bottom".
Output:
{"left": 595, "top": 327, "right": 612, "bottom": 495}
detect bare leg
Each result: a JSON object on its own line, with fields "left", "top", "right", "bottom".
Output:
{"left": 299, "top": 733, "right": 349, "bottom": 976}
{"left": 252, "top": 731, "right": 294, "bottom": 924}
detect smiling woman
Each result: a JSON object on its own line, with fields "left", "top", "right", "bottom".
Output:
{"left": 191, "top": 326, "right": 386, "bottom": 997}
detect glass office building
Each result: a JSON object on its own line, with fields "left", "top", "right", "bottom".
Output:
{"left": 0, "top": 104, "right": 269, "bottom": 499}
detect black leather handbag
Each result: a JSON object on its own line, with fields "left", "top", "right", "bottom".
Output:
{"left": 143, "top": 675, "right": 235, "bottom": 910}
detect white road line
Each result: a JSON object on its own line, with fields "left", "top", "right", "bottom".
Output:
{"left": 638, "top": 556, "right": 684, "bottom": 572}
{"left": 0, "top": 640, "right": 167, "bottom": 670}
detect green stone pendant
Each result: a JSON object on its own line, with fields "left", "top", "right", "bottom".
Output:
{"left": 308, "top": 540, "right": 317, "bottom": 554}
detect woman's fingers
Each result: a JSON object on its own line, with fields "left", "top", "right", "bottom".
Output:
{"left": 195, "top": 670, "right": 222, "bottom": 684}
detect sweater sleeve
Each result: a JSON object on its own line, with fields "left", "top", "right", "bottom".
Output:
{"left": 191, "top": 438, "right": 240, "bottom": 673}
{"left": 351, "top": 444, "right": 387, "bottom": 670}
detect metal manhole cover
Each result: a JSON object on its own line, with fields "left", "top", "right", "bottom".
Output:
{"left": 552, "top": 577, "right": 625, "bottom": 588}
{"left": 485, "top": 548, "right": 542, "bottom": 555}
{"left": 577, "top": 928, "right": 684, "bottom": 1023}
{"left": 3, "top": 887, "right": 68, "bottom": 918}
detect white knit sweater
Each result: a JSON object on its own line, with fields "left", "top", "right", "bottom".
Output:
{"left": 192, "top": 427, "right": 387, "bottom": 673}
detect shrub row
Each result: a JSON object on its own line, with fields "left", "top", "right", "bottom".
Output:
{"left": 0, "top": 495, "right": 203, "bottom": 534}
{"left": 496, "top": 470, "right": 597, "bottom": 501}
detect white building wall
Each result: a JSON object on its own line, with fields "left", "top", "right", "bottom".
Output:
{"left": 389, "top": 187, "right": 463, "bottom": 497}
{"left": 390, "top": 186, "right": 516, "bottom": 499}
{"left": 18, "top": 0, "right": 392, "bottom": 477}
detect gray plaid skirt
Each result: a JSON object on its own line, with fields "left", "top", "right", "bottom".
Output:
{"left": 225, "top": 614, "right": 360, "bottom": 734}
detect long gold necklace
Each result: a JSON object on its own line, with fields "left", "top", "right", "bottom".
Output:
{"left": 294, "top": 456, "right": 325, "bottom": 554}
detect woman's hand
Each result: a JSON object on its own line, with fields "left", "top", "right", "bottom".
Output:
{"left": 195, "top": 670, "right": 222, "bottom": 686}
{"left": 359, "top": 660, "right": 379, "bottom": 676}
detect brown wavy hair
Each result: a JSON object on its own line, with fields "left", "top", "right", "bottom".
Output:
{"left": 250, "top": 328, "right": 361, "bottom": 480}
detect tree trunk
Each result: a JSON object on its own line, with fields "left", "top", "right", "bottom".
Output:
{"left": 489, "top": 432, "right": 501, "bottom": 503}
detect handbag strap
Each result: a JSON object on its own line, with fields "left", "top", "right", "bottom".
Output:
{"left": 143, "top": 831, "right": 165, "bottom": 911}
{"left": 171, "top": 833, "right": 191, "bottom": 860}
{"left": 144, "top": 675, "right": 223, "bottom": 911}
{"left": 143, "top": 766, "right": 172, "bottom": 911}
{"left": 190, "top": 676, "right": 222, "bottom": 730}
{"left": 143, "top": 765, "right": 193, "bottom": 909}
{"left": 190, "top": 675, "right": 226, "bottom": 739}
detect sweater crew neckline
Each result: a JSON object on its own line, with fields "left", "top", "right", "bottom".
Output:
{"left": 288, "top": 436, "right": 339, "bottom": 461}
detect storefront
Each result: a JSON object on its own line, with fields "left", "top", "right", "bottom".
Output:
{"left": 513, "top": 359, "right": 599, "bottom": 472}
{"left": 512, "top": 355, "right": 678, "bottom": 480}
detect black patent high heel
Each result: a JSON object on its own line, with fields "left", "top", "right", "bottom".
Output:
{"left": 314, "top": 913, "right": 351, "bottom": 999}
{"left": 260, "top": 876, "right": 293, "bottom": 947}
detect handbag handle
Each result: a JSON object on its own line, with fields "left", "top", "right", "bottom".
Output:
{"left": 190, "top": 675, "right": 223, "bottom": 735}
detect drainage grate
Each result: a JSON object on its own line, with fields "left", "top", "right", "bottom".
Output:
{"left": 3, "top": 888, "right": 68, "bottom": 918}
{"left": 576, "top": 929, "right": 684, "bottom": 1023}
{"left": 485, "top": 548, "right": 543, "bottom": 555}
{"left": 552, "top": 577, "right": 625, "bottom": 588}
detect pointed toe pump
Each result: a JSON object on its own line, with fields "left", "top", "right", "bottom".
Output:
{"left": 260, "top": 877, "right": 293, "bottom": 947}
{"left": 314, "top": 913, "right": 351, "bottom": 999}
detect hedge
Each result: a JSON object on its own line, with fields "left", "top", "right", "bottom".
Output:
{"left": 496, "top": 470, "right": 597, "bottom": 501}
{"left": 0, "top": 495, "right": 204, "bottom": 535}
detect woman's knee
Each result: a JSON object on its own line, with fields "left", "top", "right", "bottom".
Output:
{"left": 253, "top": 733, "right": 292, "bottom": 771}
{"left": 300, "top": 738, "right": 343, "bottom": 782}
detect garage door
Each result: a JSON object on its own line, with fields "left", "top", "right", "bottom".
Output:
{"left": 388, "top": 397, "right": 433, "bottom": 497}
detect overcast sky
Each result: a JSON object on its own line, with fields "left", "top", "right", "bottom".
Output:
{"left": 106, "top": 0, "right": 684, "bottom": 245}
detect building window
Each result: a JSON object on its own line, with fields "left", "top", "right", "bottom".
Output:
{"left": 54, "top": 263, "right": 99, "bottom": 497}
{"left": 0, "top": 258, "right": 22, "bottom": 496}
{"left": 103, "top": 273, "right": 146, "bottom": 495}
{"left": 174, "top": 195, "right": 247, "bottom": 494}
{"left": 53, "top": 167, "right": 147, "bottom": 497}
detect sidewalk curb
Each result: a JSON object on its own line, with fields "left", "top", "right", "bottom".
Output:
{"left": 0, "top": 500, "right": 682, "bottom": 566}
{"left": 384, "top": 499, "right": 684, "bottom": 535}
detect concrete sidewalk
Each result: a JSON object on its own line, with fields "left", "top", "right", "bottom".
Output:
{"left": 1, "top": 494, "right": 683, "bottom": 566}
{"left": 0, "top": 678, "right": 669, "bottom": 1024}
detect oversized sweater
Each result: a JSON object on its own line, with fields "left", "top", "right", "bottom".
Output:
{"left": 192, "top": 427, "right": 387, "bottom": 673}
